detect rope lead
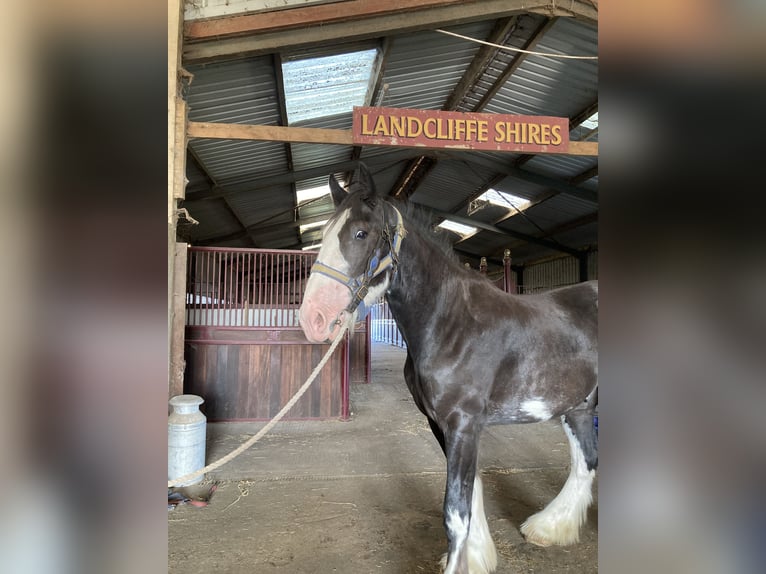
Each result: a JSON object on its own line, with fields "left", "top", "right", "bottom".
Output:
{"left": 168, "top": 315, "right": 354, "bottom": 488}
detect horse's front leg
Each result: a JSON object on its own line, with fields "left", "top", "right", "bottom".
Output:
{"left": 440, "top": 421, "right": 496, "bottom": 574}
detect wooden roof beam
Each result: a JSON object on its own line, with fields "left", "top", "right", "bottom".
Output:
{"left": 516, "top": 99, "right": 598, "bottom": 166}
{"left": 186, "top": 147, "right": 255, "bottom": 246}
{"left": 390, "top": 16, "right": 521, "bottom": 199}
{"left": 473, "top": 17, "right": 556, "bottom": 112}
{"left": 444, "top": 16, "right": 520, "bottom": 111}
{"left": 183, "top": 149, "right": 431, "bottom": 202}
{"left": 430, "top": 208, "right": 581, "bottom": 256}
{"left": 184, "top": 0, "right": 598, "bottom": 63}
{"left": 445, "top": 152, "right": 598, "bottom": 204}
{"left": 502, "top": 211, "right": 597, "bottom": 254}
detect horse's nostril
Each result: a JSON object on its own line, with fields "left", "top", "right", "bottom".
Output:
{"left": 313, "top": 311, "right": 326, "bottom": 333}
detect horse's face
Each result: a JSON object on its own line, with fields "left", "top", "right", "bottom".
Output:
{"left": 299, "top": 166, "right": 393, "bottom": 343}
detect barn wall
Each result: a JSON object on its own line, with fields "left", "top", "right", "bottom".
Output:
{"left": 520, "top": 250, "right": 598, "bottom": 294}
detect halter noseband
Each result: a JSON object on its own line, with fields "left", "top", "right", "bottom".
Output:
{"left": 310, "top": 204, "right": 407, "bottom": 316}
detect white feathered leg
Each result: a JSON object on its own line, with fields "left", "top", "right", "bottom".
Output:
{"left": 440, "top": 476, "right": 497, "bottom": 573}
{"left": 466, "top": 476, "right": 497, "bottom": 573}
{"left": 521, "top": 419, "right": 595, "bottom": 546}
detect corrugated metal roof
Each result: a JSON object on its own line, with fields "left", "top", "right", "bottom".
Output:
{"left": 482, "top": 18, "right": 597, "bottom": 118}
{"left": 409, "top": 159, "right": 496, "bottom": 212}
{"left": 186, "top": 56, "right": 288, "bottom": 184}
{"left": 380, "top": 21, "right": 495, "bottom": 110}
{"left": 491, "top": 174, "right": 551, "bottom": 201}
{"left": 455, "top": 13, "right": 549, "bottom": 112}
{"left": 189, "top": 140, "right": 288, "bottom": 182}
{"left": 224, "top": 184, "right": 295, "bottom": 228}
{"left": 181, "top": 11, "right": 598, "bottom": 266}
{"left": 181, "top": 199, "right": 244, "bottom": 242}
{"left": 186, "top": 58, "right": 280, "bottom": 123}
{"left": 522, "top": 154, "right": 598, "bottom": 180}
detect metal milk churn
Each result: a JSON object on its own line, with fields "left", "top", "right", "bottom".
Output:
{"left": 168, "top": 395, "right": 207, "bottom": 486}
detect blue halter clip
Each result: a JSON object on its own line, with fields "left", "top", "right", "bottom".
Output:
{"left": 310, "top": 206, "right": 406, "bottom": 321}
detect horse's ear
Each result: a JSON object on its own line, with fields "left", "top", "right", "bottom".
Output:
{"left": 349, "top": 162, "right": 377, "bottom": 196}
{"left": 357, "top": 163, "right": 375, "bottom": 193}
{"left": 328, "top": 173, "right": 348, "bottom": 208}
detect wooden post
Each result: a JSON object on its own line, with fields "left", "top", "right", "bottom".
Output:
{"left": 479, "top": 257, "right": 487, "bottom": 274}
{"left": 341, "top": 332, "right": 351, "bottom": 421}
{"left": 365, "top": 313, "right": 371, "bottom": 384}
{"left": 503, "top": 249, "right": 513, "bottom": 293}
{"left": 170, "top": 243, "right": 188, "bottom": 398}
{"left": 169, "top": 0, "right": 187, "bottom": 395}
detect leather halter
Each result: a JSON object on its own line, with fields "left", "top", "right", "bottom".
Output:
{"left": 310, "top": 204, "right": 407, "bottom": 316}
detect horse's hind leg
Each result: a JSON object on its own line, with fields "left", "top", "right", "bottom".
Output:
{"left": 521, "top": 407, "right": 597, "bottom": 547}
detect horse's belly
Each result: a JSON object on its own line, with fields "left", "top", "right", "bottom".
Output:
{"left": 485, "top": 400, "right": 569, "bottom": 424}
{"left": 485, "top": 361, "right": 597, "bottom": 424}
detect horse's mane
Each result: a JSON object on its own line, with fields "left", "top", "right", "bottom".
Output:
{"left": 386, "top": 197, "right": 470, "bottom": 273}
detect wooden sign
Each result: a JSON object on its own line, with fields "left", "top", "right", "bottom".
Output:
{"left": 353, "top": 106, "right": 569, "bottom": 153}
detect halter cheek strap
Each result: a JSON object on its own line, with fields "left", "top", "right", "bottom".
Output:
{"left": 310, "top": 205, "right": 407, "bottom": 318}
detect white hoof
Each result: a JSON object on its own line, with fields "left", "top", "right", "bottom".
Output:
{"left": 520, "top": 511, "right": 581, "bottom": 547}
{"left": 439, "top": 543, "right": 497, "bottom": 573}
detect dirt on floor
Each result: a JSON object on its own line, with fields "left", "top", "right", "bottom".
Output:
{"left": 168, "top": 343, "right": 597, "bottom": 573}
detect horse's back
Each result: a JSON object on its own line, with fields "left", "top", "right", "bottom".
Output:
{"left": 541, "top": 280, "right": 598, "bottom": 340}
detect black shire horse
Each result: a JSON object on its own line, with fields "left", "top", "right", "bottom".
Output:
{"left": 299, "top": 164, "right": 597, "bottom": 574}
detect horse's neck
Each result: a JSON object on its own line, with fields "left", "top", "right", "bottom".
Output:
{"left": 385, "top": 225, "right": 459, "bottom": 340}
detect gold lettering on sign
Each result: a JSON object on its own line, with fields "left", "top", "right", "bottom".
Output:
{"left": 550, "top": 125, "right": 562, "bottom": 145}
{"left": 407, "top": 116, "right": 422, "bottom": 137}
{"left": 355, "top": 108, "right": 568, "bottom": 151}
{"left": 391, "top": 115, "right": 406, "bottom": 137}
{"left": 361, "top": 113, "right": 374, "bottom": 135}
{"left": 424, "top": 117, "right": 437, "bottom": 139}
{"left": 373, "top": 115, "right": 389, "bottom": 136}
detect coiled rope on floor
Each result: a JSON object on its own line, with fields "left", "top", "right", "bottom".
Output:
{"left": 168, "top": 316, "right": 353, "bottom": 488}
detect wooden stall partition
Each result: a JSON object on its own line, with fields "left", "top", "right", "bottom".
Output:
{"left": 349, "top": 316, "right": 370, "bottom": 383}
{"left": 184, "top": 327, "right": 346, "bottom": 420}
{"left": 183, "top": 247, "right": 367, "bottom": 421}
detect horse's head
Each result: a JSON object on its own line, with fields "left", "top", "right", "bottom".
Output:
{"left": 299, "top": 163, "right": 406, "bottom": 343}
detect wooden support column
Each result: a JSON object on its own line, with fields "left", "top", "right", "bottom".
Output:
{"left": 503, "top": 249, "right": 516, "bottom": 294}
{"left": 169, "top": 0, "right": 186, "bottom": 396}
{"left": 341, "top": 333, "right": 351, "bottom": 421}
{"left": 170, "top": 243, "right": 188, "bottom": 398}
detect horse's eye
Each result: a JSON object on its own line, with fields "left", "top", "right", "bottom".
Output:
{"left": 355, "top": 230, "right": 368, "bottom": 240}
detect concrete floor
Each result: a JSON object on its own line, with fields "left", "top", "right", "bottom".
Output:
{"left": 168, "top": 342, "right": 597, "bottom": 573}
